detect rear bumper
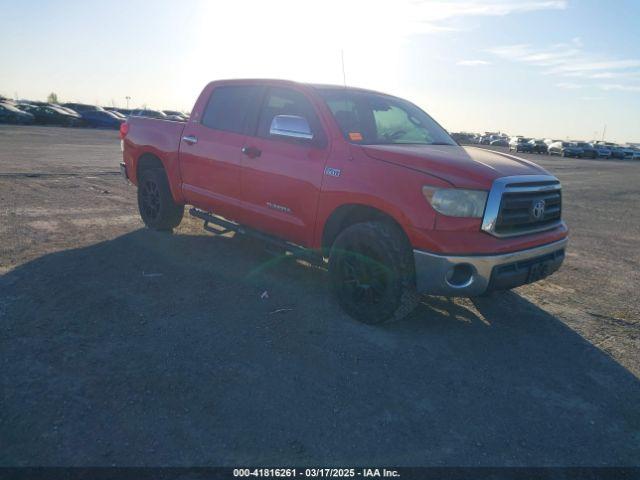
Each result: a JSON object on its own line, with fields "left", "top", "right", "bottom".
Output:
{"left": 413, "top": 238, "right": 567, "bottom": 296}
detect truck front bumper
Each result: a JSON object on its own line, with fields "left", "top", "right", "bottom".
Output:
{"left": 413, "top": 238, "right": 567, "bottom": 296}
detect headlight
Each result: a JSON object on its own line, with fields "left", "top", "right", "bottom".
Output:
{"left": 422, "top": 187, "right": 488, "bottom": 218}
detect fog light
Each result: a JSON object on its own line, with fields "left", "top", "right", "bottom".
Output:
{"left": 446, "top": 263, "right": 474, "bottom": 288}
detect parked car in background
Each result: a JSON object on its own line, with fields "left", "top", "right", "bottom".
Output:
{"left": 529, "top": 139, "right": 548, "bottom": 154}
{"left": 17, "top": 100, "right": 49, "bottom": 106}
{"left": 620, "top": 146, "right": 636, "bottom": 159}
{"left": 107, "top": 110, "right": 127, "bottom": 120}
{"left": 575, "top": 142, "right": 598, "bottom": 159}
{"left": 609, "top": 146, "right": 628, "bottom": 159}
{"left": 16, "top": 104, "right": 82, "bottom": 126}
{"left": 130, "top": 109, "right": 169, "bottom": 120}
{"left": 594, "top": 144, "right": 612, "bottom": 158}
{"left": 104, "top": 107, "right": 132, "bottom": 116}
{"left": 630, "top": 148, "right": 640, "bottom": 160}
{"left": 509, "top": 137, "right": 534, "bottom": 153}
{"left": 104, "top": 107, "right": 128, "bottom": 117}
{"left": 548, "top": 141, "right": 583, "bottom": 158}
{"left": 163, "top": 110, "right": 189, "bottom": 121}
{"left": 48, "top": 104, "right": 79, "bottom": 116}
{"left": 62, "top": 103, "right": 104, "bottom": 113}
{"left": 80, "top": 110, "right": 124, "bottom": 129}
{"left": 0, "top": 102, "right": 35, "bottom": 124}
{"left": 489, "top": 138, "right": 508, "bottom": 147}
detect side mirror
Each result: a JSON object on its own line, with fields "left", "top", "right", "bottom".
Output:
{"left": 269, "top": 115, "right": 313, "bottom": 140}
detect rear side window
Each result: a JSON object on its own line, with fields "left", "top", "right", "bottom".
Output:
{"left": 202, "top": 85, "right": 262, "bottom": 134}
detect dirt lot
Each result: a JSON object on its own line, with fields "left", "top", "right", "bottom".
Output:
{"left": 1, "top": 125, "right": 639, "bottom": 466}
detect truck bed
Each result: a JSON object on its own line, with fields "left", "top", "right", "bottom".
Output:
{"left": 122, "top": 116, "right": 187, "bottom": 186}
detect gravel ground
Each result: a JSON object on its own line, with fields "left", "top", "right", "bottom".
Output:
{"left": 1, "top": 125, "right": 639, "bottom": 466}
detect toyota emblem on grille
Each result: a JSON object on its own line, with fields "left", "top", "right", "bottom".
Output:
{"left": 531, "top": 199, "right": 546, "bottom": 220}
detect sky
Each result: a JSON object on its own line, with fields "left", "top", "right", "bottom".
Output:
{"left": 1, "top": 0, "right": 639, "bottom": 142}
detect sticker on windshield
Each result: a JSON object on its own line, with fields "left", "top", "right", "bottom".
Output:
{"left": 348, "top": 132, "right": 363, "bottom": 141}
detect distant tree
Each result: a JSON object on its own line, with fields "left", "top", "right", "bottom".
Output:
{"left": 47, "top": 92, "right": 59, "bottom": 103}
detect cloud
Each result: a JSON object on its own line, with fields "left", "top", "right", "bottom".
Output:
{"left": 599, "top": 84, "right": 640, "bottom": 92}
{"left": 457, "top": 60, "right": 492, "bottom": 66}
{"left": 487, "top": 37, "right": 640, "bottom": 92}
{"left": 549, "top": 59, "right": 640, "bottom": 74}
{"left": 556, "top": 82, "right": 583, "bottom": 89}
{"left": 413, "top": 1, "right": 567, "bottom": 23}
{"left": 291, "top": 0, "right": 571, "bottom": 38}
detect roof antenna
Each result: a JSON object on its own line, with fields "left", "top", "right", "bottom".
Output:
{"left": 341, "top": 49, "right": 347, "bottom": 87}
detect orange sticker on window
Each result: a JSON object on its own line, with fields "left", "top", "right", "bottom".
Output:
{"left": 348, "top": 132, "right": 363, "bottom": 141}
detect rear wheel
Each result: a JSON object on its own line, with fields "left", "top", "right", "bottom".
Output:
{"left": 329, "top": 221, "right": 418, "bottom": 324}
{"left": 137, "top": 168, "right": 183, "bottom": 231}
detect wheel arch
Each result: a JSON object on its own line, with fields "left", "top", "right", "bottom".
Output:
{"left": 321, "top": 203, "right": 410, "bottom": 255}
{"left": 134, "top": 151, "right": 185, "bottom": 204}
{"left": 136, "top": 152, "right": 165, "bottom": 179}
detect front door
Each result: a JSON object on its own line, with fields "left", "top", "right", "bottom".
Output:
{"left": 238, "top": 86, "right": 329, "bottom": 247}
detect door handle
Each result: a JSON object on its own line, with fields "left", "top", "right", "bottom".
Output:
{"left": 182, "top": 135, "right": 198, "bottom": 145}
{"left": 241, "top": 146, "right": 261, "bottom": 158}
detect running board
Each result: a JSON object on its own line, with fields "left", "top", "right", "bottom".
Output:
{"left": 189, "top": 208, "right": 324, "bottom": 265}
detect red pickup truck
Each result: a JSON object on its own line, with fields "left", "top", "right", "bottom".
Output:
{"left": 121, "top": 79, "right": 568, "bottom": 324}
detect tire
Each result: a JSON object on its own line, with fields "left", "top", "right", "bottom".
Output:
{"left": 328, "top": 221, "right": 418, "bottom": 324}
{"left": 137, "top": 168, "right": 184, "bottom": 231}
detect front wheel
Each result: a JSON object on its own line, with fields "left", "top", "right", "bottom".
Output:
{"left": 137, "top": 168, "right": 184, "bottom": 231}
{"left": 329, "top": 221, "right": 418, "bottom": 324}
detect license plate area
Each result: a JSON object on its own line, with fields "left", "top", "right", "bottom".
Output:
{"left": 526, "top": 260, "right": 553, "bottom": 283}
{"left": 490, "top": 248, "right": 565, "bottom": 291}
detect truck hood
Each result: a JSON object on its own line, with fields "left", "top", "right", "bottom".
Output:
{"left": 360, "top": 144, "right": 549, "bottom": 189}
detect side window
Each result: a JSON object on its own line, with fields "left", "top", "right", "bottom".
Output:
{"left": 202, "top": 85, "right": 262, "bottom": 134}
{"left": 325, "top": 98, "right": 362, "bottom": 136}
{"left": 256, "top": 87, "right": 323, "bottom": 143}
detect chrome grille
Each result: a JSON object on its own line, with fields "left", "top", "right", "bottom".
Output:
{"left": 482, "top": 175, "right": 563, "bottom": 237}
{"left": 495, "top": 189, "right": 561, "bottom": 235}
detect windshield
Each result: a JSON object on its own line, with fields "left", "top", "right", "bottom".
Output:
{"left": 317, "top": 88, "right": 456, "bottom": 146}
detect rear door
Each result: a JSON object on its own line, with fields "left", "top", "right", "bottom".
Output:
{"left": 238, "top": 86, "right": 330, "bottom": 247}
{"left": 179, "top": 85, "right": 263, "bottom": 220}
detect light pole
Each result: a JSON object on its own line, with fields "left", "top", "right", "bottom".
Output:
{"left": 125, "top": 96, "right": 131, "bottom": 109}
